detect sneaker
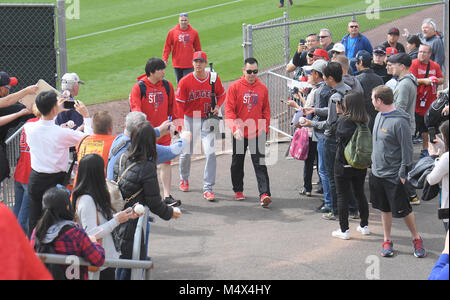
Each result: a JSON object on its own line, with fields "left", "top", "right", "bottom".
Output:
{"left": 322, "top": 212, "right": 336, "bottom": 220}
{"left": 299, "top": 188, "right": 312, "bottom": 197}
{"left": 413, "top": 237, "right": 426, "bottom": 258}
{"left": 318, "top": 205, "right": 331, "bottom": 213}
{"left": 179, "top": 180, "right": 189, "bottom": 192}
{"left": 349, "top": 210, "right": 360, "bottom": 219}
{"left": 203, "top": 191, "right": 216, "bottom": 201}
{"left": 332, "top": 229, "right": 350, "bottom": 240}
{"left": 234, "top": 192, "right": 245, "bottom": 201}
{"left": 381, "top": 240, "right": 394, "bottom": 257}
{"left": 164, "top": 195, "right": 181, "bottom": 207}
{"left": 278, "top": 3, "right": 284, "bottom": 8}
{"left": 357, "top": 225, "right": 371, "bottom": 235}
{"left": 410, "top": 197, "right": 420, "bottom": 205}
{"left": 260, "top": 193, "right": 272, "bottom": 207}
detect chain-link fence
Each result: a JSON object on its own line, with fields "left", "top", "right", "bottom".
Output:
{"left": 0, "top": 3, "right": 59, "bottom": 92}
{"left": 243, "top": 1, "right": 448, "bottom": 136}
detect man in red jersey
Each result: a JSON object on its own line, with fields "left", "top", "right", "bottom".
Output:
{"left": 409, "top": 44, "right": 444, "bottom": 157}
{"left": 225, "top": 57, "right": 272, "bottom": 208}
{"left": 163, "top": 13, "right": 202, "bottom": 83}
{"left": 176, "top": 51, "right": 226, "bottom": 202}
{"left": 129, "top": 57, "right": 180, "bottom": 207}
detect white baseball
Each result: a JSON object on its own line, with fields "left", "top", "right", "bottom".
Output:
{"left": 299, "top": 117, "right": 306, "bottom": 124}
{"left": 133, "top": 204, "right": 145, "bottom": 215}
{"left": 67, "top": 120, "right": 75, "bottom": 128}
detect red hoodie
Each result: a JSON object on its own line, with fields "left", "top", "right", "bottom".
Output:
{"left": 225, "top": 76, "right": 271, "bottom": 139}
{"left": 129, "top": 75, "right": 175, "bottom": 145}
{"left": 163, "top": 24, "right": 201, "bottom": 69}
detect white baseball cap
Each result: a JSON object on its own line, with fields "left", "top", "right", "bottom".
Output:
{"left": 61, "top": 73, "right": 85, "bottom": 90}
{"left": 331, "top": 43, "right": 345, "bottom": 53}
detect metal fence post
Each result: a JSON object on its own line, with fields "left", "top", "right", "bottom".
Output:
{"left": 444, "top": 0, "right": 449, "bottom": 88}
{"left": 57, "top": 0, "right": 68, "bottom": 89}
{"left": 283, "top": 12, "right": 290, "bottom": 66}
{"left": 242, "top": 23, "right": 248, "bottom": 60}
{"left": 247, "top": 24, "right": 253, "bottom": 58}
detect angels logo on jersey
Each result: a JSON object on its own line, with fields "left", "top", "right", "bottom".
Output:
{"left": 148, "top": 91, "right": 164, "bottom": 111}
{"left": 178, "top": 33, "right": 191, "bottom": 47}
{"left": 243, "top": 92, "right": 258, "bottom": 112}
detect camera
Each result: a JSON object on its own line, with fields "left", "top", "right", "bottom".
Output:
{"left": 438, "top": 208, "right": 449, "bottom": 220}
{"left": 63, "top": 100, "right": 76, "bottom": 109}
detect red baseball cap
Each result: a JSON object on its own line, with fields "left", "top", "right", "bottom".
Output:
{"left": 0, "top": 71, "right": 18, "bottom": 87}
{"left": 385, "top": 47, "right": 398, "bottom": 56}
{"left": 313, "top": 48, "right": 330, "bottom": 61}
{"left": 193, "top": 51, "right": 207, "bottom": 62}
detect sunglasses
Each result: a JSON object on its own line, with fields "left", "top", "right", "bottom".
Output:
{"left": 319, "top": 36, "right": 329, "bottom": 39}
{"left": 179, "top": 13, "right": 188, "bottom": 17}
{"left": 246, "top": 69, "right": 258, "bottom": 74}
{"left": 349, "top": 25, "right": 359, "bottom": 28}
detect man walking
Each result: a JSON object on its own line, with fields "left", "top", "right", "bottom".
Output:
{"left": 163, "top": 13, "right": 202, "bottom": 83}
{"left": 369, "top": 85, "right": 426, "bottom": 258}
{"left": 129, "top": 57, "right": 179, "bottom": 207}
{"left": 176, "top": 51, "right": 226, "bottom": 201}
{"left": 225, "top": 57, "right": 272, "bottom": 207}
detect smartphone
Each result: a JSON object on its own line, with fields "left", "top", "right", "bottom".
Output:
{"left": 63, "top": 100, "right": 76, "bottom": 109}
{"left": 299, "top": 39, "right": 306, "bottom": 45}
{"left": 428, "top": 127, "right": 436, "bottom": 144}
{"left": 438, "top": 208, "right": 449, "bottom": 220}
{"left": 280, "top": 99, "right": 290, "bottom": 104}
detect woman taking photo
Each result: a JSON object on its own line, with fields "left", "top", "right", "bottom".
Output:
{"left": 332, "top": 92, "right": 371, "bottom": 240}
{"left": 113, "top": 122, "right": 181, "bottom": 280}
{"left": 72, "top": 153, "right": 140, "bottom": 280}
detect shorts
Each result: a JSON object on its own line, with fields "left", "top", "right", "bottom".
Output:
{"left": 157, "top": 136, "right": 171, "bottom": 165}
{"left": 415, "top": 113, "right": 428, "bottom": 135}
{"left": 369, "top": 173, "right": 412, "bottom": 218}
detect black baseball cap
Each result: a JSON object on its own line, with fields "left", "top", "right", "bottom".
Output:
{"left": 388, "top": 27, "right": 400, "bottom": 35}
{"left": 388, "top": 53, "right": 412, "bottom": 67}
{"left": 355, "top": 50, "right": 372, "bottom": 65}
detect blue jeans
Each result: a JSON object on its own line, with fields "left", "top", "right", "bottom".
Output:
{"left": 13, "top": 181, "right": 30, "bottom": 233}
{"left": 317, "top": 138, "right": 332, "bottom": 208}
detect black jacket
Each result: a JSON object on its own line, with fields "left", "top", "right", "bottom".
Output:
{"left": 113, "top": 153, "right": 173, "bottom": 221}
{"left": 356, "top": 69, "right": 384, "bottom": 132}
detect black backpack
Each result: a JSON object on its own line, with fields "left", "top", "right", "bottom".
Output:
{"left": 138, "top": 79, "right": 171, "bottom": 100}
{"left": 0, "top": 142, "right": 9, "bottom": 183}
{"left": 424, "top": 90, "right": 449, "bottom": 128}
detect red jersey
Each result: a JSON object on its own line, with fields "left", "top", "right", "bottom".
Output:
{"left": 409, "top": 59, "right": 443, "bottom": 116}
{"left": 129, "top": 75, "right": 175, "bottom": 145}
{"left": 176, "top": 72, "right": 226, "bottom": 119}
{"left": 163, "top": 24, "right": 201, "bottom": 69}
{"left": 225, "top": 76, "right": 271, "bottom": 139}
{"left": 14, "top": 118, "right": 39, "bottom": 184}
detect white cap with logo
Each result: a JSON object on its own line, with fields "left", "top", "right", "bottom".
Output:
{"left": 61, "top": 73, "right": 85, "bottom": 90}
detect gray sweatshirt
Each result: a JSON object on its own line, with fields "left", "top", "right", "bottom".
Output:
{"left": 393, "top": 73, "right": 418, "bottom": 135}
{"left": 371, "top": 109, "right": 414, "bottom": 182}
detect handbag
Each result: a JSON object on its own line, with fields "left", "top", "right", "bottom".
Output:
{"left": 289, "top": 128, "right": 309, "bottom": 160}
{"left": 107, "top": 154, "right": 143, "bottom": 213}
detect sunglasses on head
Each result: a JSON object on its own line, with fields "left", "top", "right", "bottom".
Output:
{"left": 246, "top": 69, "right": 258, "bottom": 74}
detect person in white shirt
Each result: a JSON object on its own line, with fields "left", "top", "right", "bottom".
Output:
{"left": 25, "top": 90, "right": 92, "bottom": 236}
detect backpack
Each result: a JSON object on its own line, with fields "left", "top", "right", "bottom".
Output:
{"left": 424, "top": 90, "right": 449, "bottom": 128}
{"left": 138, "top": 79, "right": 171, "bottom": 100}
{"left": 344, "top": 122, "right": 372, "bottom": 169}
{"left": 0, "top": 142, "right": 9, "bottom": 183}
{"left": 289, "top": 128, "right": 309, "bottom": 160}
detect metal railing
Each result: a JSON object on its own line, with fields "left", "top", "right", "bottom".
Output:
{"left": 36, "top": 206, "right": 154, "bottom": 280}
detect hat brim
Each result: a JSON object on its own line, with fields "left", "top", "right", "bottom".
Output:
{"left": 9, "top": 77, "right": 18, "bottom": 86}
{"left": 78, "top": 80, "right": 85, "bottom": 85}
{"left": 193, "top": 58, "right": 207, "bottom": 62}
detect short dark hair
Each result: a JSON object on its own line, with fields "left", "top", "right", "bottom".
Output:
{"left": 35, "top": 90, "right": 58, "bottom": 116}
{"left": 372, "top": 85, "right": 394, "bottom": 105}
{"left": 244, "top": 57, "right": 258, "bottom": 66}
{"left": 407, "top": 34, "right": 422, "bottom": 48}
{"left": 323, "top": 62, "right": 342, "bottom": 83}
{"left": 145, "top": 57, "right": 166, "bottom": 76}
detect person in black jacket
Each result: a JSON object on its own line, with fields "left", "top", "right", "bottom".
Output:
{"left": 113, "top": 122, "right": 181, "bottom": 280}
{"left": 331, "top": 92, "right": 370, "bottom": 240}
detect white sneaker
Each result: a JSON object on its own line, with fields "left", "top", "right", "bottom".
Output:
{"left": 332, "top": 229, "right": 350, "bottom": 240}
{"left": 357, "top": 225, "right": 371, "bottom": 235}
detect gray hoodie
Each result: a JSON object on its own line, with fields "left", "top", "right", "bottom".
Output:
{"left": 393, "top": 73, "right": 418, "bottom": 135}
{"left": 371, "top": 109, "right": 414, "bottom": 182}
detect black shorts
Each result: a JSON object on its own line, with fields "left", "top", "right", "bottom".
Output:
{"left": 369, "top": 173, "right": 412, "bottom": 218}
{"left": 415, "top": 113, "right": 428, "bottom": 135}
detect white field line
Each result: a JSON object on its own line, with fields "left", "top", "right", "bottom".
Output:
{"left": 67, "top": 0, "right": 243, "bottom": 41}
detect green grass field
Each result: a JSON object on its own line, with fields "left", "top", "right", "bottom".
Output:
{"left": 2, "top": 0, "right": 438, "bottom": 104}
